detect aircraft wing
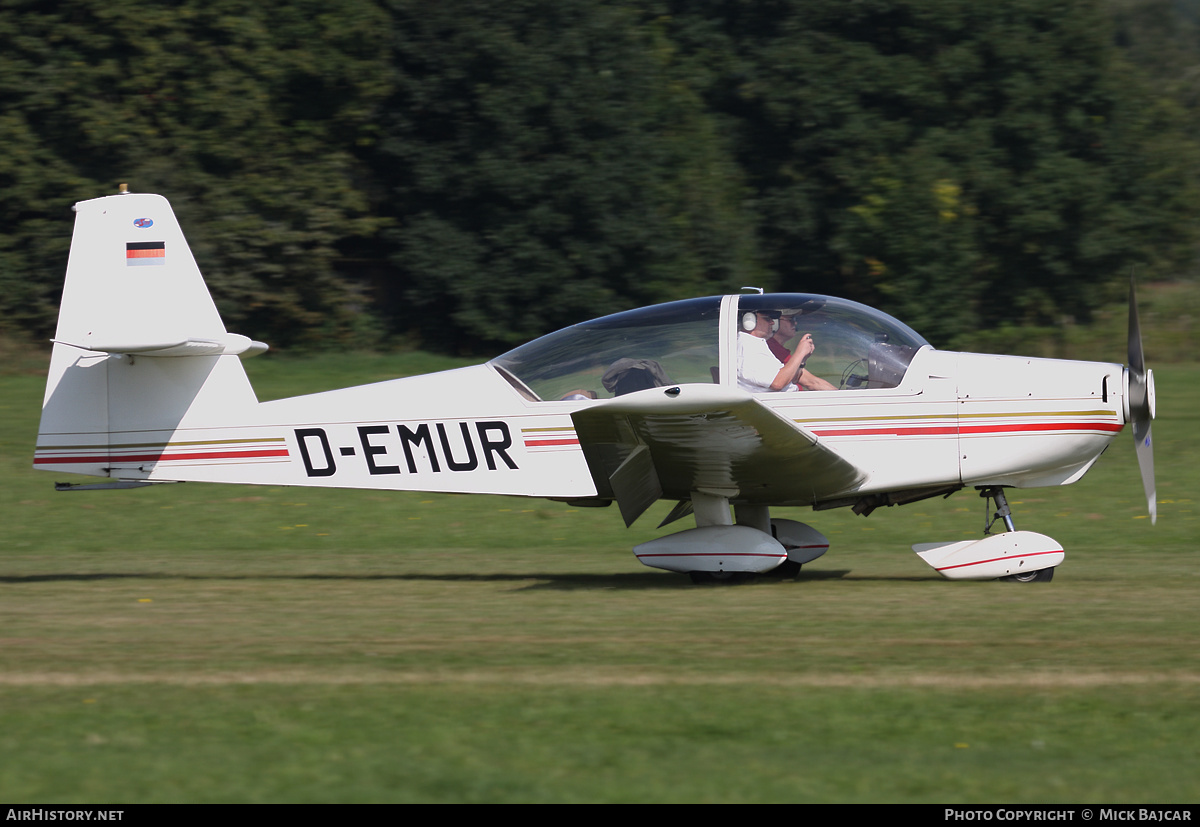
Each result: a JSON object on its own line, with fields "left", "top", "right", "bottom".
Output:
{"left": 570, "top": 384, "right": 865, "bottom": 526}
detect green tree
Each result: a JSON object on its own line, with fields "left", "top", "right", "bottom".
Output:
{"left": 4, "top": 0, "right": 1195, "bottom": 355}
{"left": 667, "top": 0, "right": 1200, "bottom": 345}
{"left": 0, "top": 0, "right": 392, "bottom": 348}
{"left": 373, "top": 1, "right": 761, "bottom": 353}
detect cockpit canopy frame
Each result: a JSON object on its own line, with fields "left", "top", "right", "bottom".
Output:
{"left": 489, "top": 293, "right": 929, "bottom": 402}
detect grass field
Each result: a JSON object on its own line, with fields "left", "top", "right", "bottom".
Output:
{"left": 1, "top": 352, "right": 1197, "bottom": 803}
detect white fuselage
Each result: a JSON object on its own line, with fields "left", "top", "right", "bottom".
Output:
{"left": 35, "top": 346, "right": 1126, "bottom": 506}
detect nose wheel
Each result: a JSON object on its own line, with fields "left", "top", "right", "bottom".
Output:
{"left": 1006, "top": 567, "right": 1055, "bottom": 582}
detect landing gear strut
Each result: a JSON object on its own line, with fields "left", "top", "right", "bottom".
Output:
{"left": 980, "top": 486, "right": 1016, "bottom": 534}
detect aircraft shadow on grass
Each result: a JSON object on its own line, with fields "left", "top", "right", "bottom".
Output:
{"left": 0, "top": 569, "right": 909, "bottom": 591}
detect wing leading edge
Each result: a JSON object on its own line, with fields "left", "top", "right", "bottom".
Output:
{"left": 570, "top": 384, "right": 865, "bottom": 526}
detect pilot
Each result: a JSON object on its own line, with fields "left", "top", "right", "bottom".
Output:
{"left": 737, "top": 310, "right": 809, "bottom": 393}
{"left": 769, "top": 313, "right": 837, "bottom": 391}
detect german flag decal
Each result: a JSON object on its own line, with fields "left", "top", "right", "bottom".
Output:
{"left": 126, "top": 241, "right": 165, "bottom": 266}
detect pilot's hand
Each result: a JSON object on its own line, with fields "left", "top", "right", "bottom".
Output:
{"left": 797, "top": 333, "right": 816, "bottom": 361}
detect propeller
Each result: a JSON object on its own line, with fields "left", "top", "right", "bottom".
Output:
{"left": 1127, "top": 277, "right": 1157, "bottom": 524}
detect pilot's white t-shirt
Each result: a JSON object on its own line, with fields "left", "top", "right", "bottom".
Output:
{"left": 737, "top": 332, "right": 796, "bottom": 393}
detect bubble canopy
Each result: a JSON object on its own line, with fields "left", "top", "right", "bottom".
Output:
{"left": 489, "top": 294, "right": 930, "bottom": 402}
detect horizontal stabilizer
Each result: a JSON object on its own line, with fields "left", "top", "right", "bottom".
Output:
{"left": 56, "top": 333, "right": 269, "bottom": 358}
{"left": 55, "top": 480, "right": 180, "bottom": 491}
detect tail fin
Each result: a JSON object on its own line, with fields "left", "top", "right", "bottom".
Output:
{"left": 35, "top": 192, "right": 266, "bottom": 480}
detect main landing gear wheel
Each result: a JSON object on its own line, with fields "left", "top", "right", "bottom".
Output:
{"left": 1003, "top": 567, "right": 1055, "bottom": 583}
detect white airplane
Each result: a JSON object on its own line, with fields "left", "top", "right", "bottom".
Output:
{"left": 34, "top": 191, "right": 1156, "bottom": 583}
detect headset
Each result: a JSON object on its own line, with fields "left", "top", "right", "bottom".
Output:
{"left": 741, "top": 311, "right": 779, "bottom": 334}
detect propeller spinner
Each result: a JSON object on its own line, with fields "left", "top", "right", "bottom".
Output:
{"left": 1127, "top": 278, "right": 1157, "bottom": 524}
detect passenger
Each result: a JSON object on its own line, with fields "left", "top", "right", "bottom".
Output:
{"left": 737, "top": 310, "right": 809, "bottom": 393}
{"left": 601, "top": 358, "right": 672, "bottom": 396}
{"left": 768, "top": 313, "right": 837, "bottom": 391}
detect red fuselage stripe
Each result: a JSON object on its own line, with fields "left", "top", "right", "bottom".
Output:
{"left": 814, "top": 422, "right": 1122, "bottom": 437}
{"left": 35, "top": 449, "right": 290, "bottom": 464}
